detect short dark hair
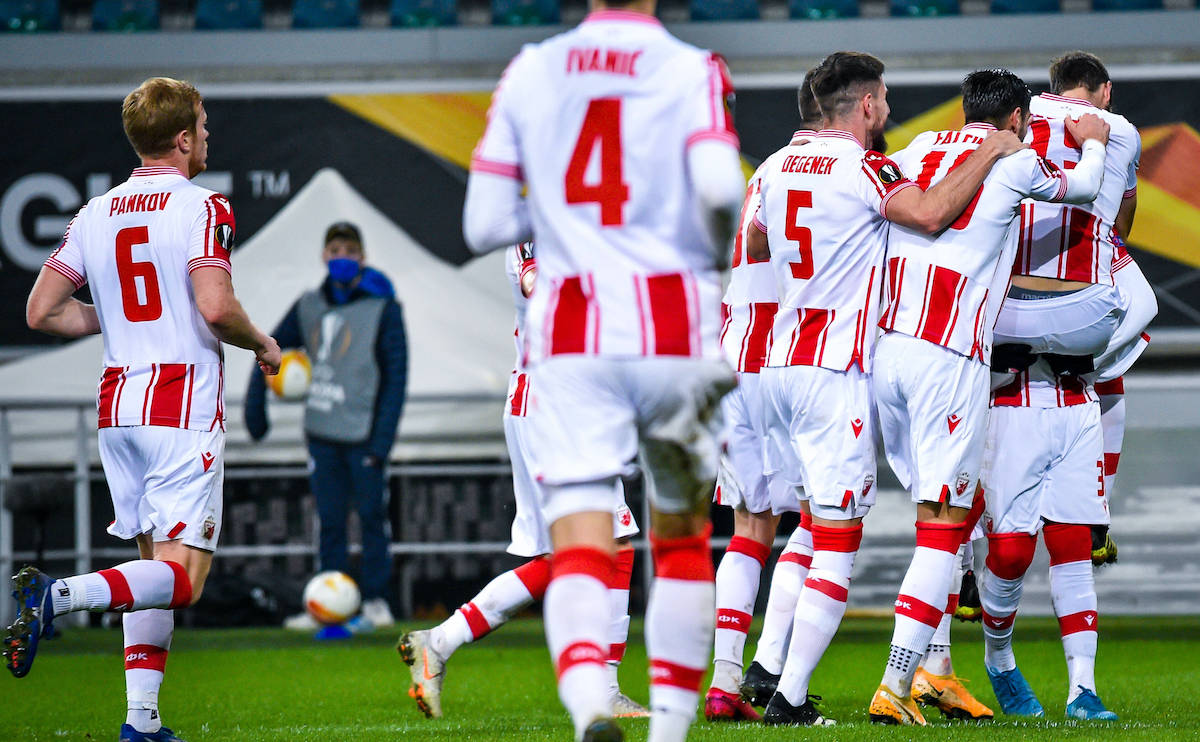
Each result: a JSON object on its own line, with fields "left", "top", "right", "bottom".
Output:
{"left": 809, "top": 52, "right": 885, "bottom": 121}
{"left": 325, "top": 221, "right": 362, "bottom": 247}
{"left": 1050, "top": 51, "right": 1110, "bottom": 94}
{"left": 797, "top": 66, "right": 822, "bottom": 128}
{"left": 962, "top": 68, "right": 1031, "bottom": 126}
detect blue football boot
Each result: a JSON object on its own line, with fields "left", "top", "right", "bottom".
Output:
{"left": 986, "top": 666, "right": 1045, "bottom": 717}
{"left": 1066, "top": 687, "right": 1118, "bottom": 721}
{"left": 119, "top": 724, "right": 187, "bottom": 741}
{"left": 3, "top": 566, "right": 56, "bottom": 678}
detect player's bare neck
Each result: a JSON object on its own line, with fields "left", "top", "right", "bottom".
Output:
{"left": 140, "top": 152, "right": 189, "bottom": 178}
{"left": 826, "top": 117, "right": 867, "bottom": 149}
{"left": 1055, "top": 87, "right": 1104, "bottom": 109}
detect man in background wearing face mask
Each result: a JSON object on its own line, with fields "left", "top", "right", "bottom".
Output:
{"left": 244, "top": 221, "right": 409, "bottom": 630}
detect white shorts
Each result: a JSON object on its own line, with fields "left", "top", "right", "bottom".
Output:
{"left": 99, "top": 426, "right": 224, "bottom": 552}
{"left": 714, "top": 373, "right": 801, "bottom": 515}
{"left": 874, "top": 333, "right": 989, "bottom": 508}
{"left": 982, "top": 402, "right": 1109, "bottom": 535}
{"left": 992, "top": 283, "right": 1123, "bottom": 357}
{"left": 760, "top": 364, "right": 875, "bottom": 521}
{"left": 504, "top": 409, "right": 639, "bottom": 558}
{"left": 526, "top": 356, "right": 735, "bottom": 522}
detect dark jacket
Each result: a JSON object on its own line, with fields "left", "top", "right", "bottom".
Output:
{"left": 244, "top": 268, "right": 408, "bottom": 460}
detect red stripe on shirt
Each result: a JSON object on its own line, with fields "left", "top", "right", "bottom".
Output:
{"left": 548, "top": 277, "right": 589, "bottom": 356}
{"left": 787, "top": 308, "right": 834, "bottom": 366}
{"left": 97, "top": 366, "right": 123, "bottom": 428}
{"left": 918, "top": 266, "right": 966, "bottom": 347}
{"left": 509, "top": 372, "right": 530, "bottom": 417}
{"left": 742, "top": 302, "right": 777, "bottom": 373}
{"left": 644, "top": 273, "right": 692, "bottom": 357}
{"left": 148, "top": 363, "right": 189, "bottom": 427}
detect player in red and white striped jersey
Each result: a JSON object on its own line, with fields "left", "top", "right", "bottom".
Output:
{"left": 8, "top": 78, "right": 279, "bottom": 742}
{"left": 398, "top": 243, "right": 648, "bottom": 721}
{"left": 463, "top": 7, "right": 745, "bottom": 738}
{"left": 705, "top": 71, "right": 826, "bottom": 723}
{"left": 979, "top": 358, "right": 1119, "bottom": 720}
{"left": 747, "top": 52, "right": 1024, "bottom": 727}
{"left": 869, "top": 69, "right": 1110, "bottom": 725}
{"left": 1000, "top": 51, "right": 1158, "bottom": 573}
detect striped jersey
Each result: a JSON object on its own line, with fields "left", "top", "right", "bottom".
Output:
{"left": 44, "top": 166, "right": 233, "bottom": 431}
{"left": 755, "top": 129, "right": 917, "bottom": 372}
{"left": 471, "top": 9, "right": 739, "bottom": 363}
{"left": 882, "top": 122, "right": 1075, "bottom": 364}
{"left": 1015, "top": 93, "right": 1140, "bottom": 285}
{"left": 720, "top": 131, "right": 814, "bottom": 374}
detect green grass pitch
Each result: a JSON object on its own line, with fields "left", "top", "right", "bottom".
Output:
{"left": 4, "top": 616, "right": 1199, "bottom": 740}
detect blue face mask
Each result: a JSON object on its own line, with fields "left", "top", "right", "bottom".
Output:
{"left": 328, "top": 257, "right": 361, "bottom": 285}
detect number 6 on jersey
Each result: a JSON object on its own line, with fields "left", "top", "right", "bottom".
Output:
{"left": 565, "top": 98, "right": 630, "bottom": 227}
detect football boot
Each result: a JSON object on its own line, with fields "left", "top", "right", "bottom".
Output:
{"left": 986, "top": 666, "right": 1044, "bottom": 717}
{"left": 397, "top": 630, "right": 445, "bottom": 718}
{"left": 955, "top": 569, "right": 983, "bottom": 622}
{"left": 738, "top": 660, "right": 780, "bottom": 707}
{"left": 703, "top": 687, "right": 762, "bottom": 722}
{"left": 119, "top": 725, "right": 186, "bottom": 742}
{"left": 1066, "top": 687, "right": 1118, "bottom": 721}
{"left": 610, "top": 692, "right": 650, "bottom": 719}
{"left": 912, "top": 667, "right": 994, "bottom": 720}
{"left": 1091, "top": 526, "right": 1118, "bottom": 566}
{"left": 869, "top": 684, "right": 927, "bottom": 725}
{"left": 4, "top": 566, "right": 55, "bottom": 678}
{"left": 763, "top": 693, "right": 835, "bottom": 726}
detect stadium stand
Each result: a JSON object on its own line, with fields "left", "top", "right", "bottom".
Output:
{"left": 391, "top": 0, "right": 456, "bottom": 26}
{"left": 990, "top": 0, "right": 1059, "bottom": 13}
{"left": 91, "top": 0, "right": 159, "bottom": 29}
{"left": 890, "top": 0, "right": 959, "bottom": 14}
{"left": 690, "top": 0, "right": 760, "bottom": 21}
{"left": 195, "top": 0, "right": 263, "bottom": 28}
{"left": 1093, "top": 0, "right": 1162, "bottom": 8}
{"left": 490, "top": 0, "right": 557, "bottom": 24}
{"left": 789, "top": 0, "right": 859, "bottom": 19}
{"left": 1, "top": 0, "right": 59, "bottom": 30}
{"left": 292, "top": 0, "right": 360, "bottom": 27}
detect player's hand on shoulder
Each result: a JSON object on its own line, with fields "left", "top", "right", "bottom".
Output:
{"left": 257, "top": 336, "right": 282, "bottom": 375}
{"left": 1065, "top": 113, "right": 1110, "bottom": 146}
{"left": 980, "top": 130, "right": 1028, "bottom": 158}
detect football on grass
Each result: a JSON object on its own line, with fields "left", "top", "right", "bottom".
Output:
{"left": 303, "top": 571, "right": 361, "bottom": 625}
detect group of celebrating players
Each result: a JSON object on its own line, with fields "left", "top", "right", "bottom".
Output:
{"left": 3, "top": 0, "right": 1152, "bottom": 740}
{"left": 401, "top": 3, "right": 1152, "bottom": 741}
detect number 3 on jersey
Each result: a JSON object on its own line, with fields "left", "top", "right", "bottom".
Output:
{"left": 785, "top": 189, "right": 814, "bottom": 280}
{"left": 116, "top": 226, "right": 163, "bottom": 323}
{"left": 565, "top": 98, "right": 630, "bottom": 226}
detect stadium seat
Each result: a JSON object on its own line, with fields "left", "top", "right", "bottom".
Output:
{"left": 0, "top": 0, "right": 59, "bottom": 31}
{"left": 391, "top": 0, "right": 456, "bottom": 26}
{"left": 789, "top": 0, "right": 858, "bottom": 19}
{"left": 491, "top": 0, "right": 558, "bottom": 25}
{"left": 1092, "top": 0, "right": 1161, "bottom": 9}
{"left": 195, "top": 0, "right": 263, "bottom": 29}
{"left": 293, "top": 0, "right": 360, "bottom": 28}
{"left": 690, "top": 0, "right": 759, "bottom": 21}
{"left": 990, "top": 0, "right": 1058, "bottom": 11}
{"left": 890, "top": 0, "right": 959, "bottom": 14}
{"left": 91, "top": 0, "right": 159, "bottom": 30}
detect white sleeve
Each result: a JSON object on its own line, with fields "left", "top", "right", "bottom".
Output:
{"left": 1124, "top": 128, "right": 1141, "bottom": 199}
{"left": 187, "top": 193, "right": 235, "bottom": 275}
{"left": 470, "top": 52, "right": 526, "bottom": 182}
{"left": 1057, "top": 139, "right": 1106, "bottom": 204}
{"left": 462, "top": 172, "right": 533, "bottom": 255}
{"left": 687, "top": 138, "right": 746, "bottom": 260}
{"left": 44, "top": 205, "right": 87, "bottom": 288}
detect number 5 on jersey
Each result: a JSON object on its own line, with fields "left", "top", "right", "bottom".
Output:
{"left": 786, "top": 189, "right": 814, "bottom": 280}
{"left": 565, "top": 98, "right": 630, "bottom": 226}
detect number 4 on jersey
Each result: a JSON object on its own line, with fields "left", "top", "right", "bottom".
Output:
{"left": 565, "top": 98, "right": 630, "bottom": 226}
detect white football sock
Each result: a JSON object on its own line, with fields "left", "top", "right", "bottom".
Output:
{"left": 123, "top": 609, "right": 173, "bottom": 733}
{"left": 752, "top": 519, "right": 811, "bottom": 675}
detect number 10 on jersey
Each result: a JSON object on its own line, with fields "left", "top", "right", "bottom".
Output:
{"left": 566, "top": 98, "right": 630, "bottom": 227}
